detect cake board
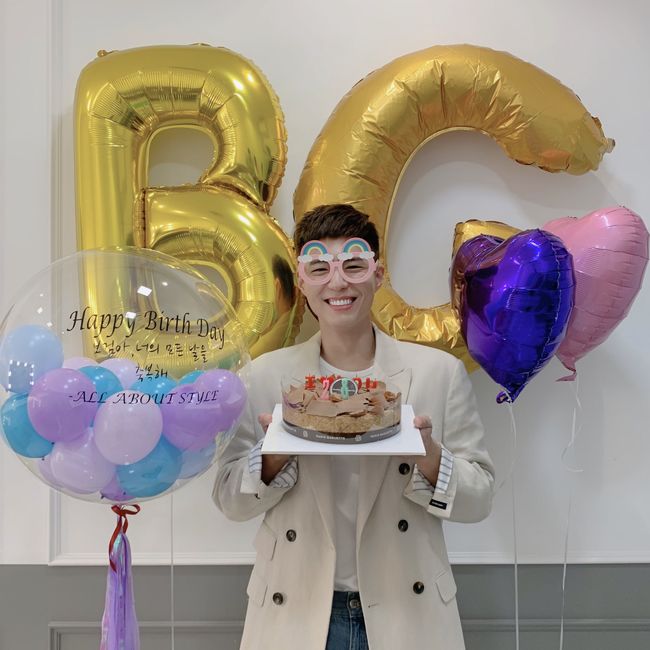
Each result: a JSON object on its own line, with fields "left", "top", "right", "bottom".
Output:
{"left": 261, "top": 404, "right": 425, "bottom": 456}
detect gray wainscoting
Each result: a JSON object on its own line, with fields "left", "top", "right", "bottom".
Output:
{"left": 0, "top": 565, "right": 648, "bottom": 649}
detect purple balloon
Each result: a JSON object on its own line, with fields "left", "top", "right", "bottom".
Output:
{"left": 94, "top": 390, "right": 163, "bottom": 464}
{"left": 63, "top": 356, "right": 98, "bottom": 370}
{"left": 100, "top": 475, "right": 135, "bottom": 503}
{"left": 193, "top": 369, "right": 247, "bottom": 428}
{"left": 161, "top": 383, "right": 229, "bottom": 451}
{"left": 452, "top": 230, "right": 574, "bottom": 402}
{"left": 27, "top": 368, "right": 98, "bottom": 442}
{"left": 49, "top": 428, "right": 115, "bottom": 494}
{"left": 37, "top": 455, "right": 67, "bottom": 490}
{"left": 100, "top": 358, "right": 138, "bottom": 389}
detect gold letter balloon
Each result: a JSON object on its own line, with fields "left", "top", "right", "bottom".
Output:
{"left": 74, "top": 44, "right": 303, "bottom": 374}
{"left": 294, "top": 44, "right": 614, "bottom": 367}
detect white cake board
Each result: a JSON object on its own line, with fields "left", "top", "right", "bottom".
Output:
{"left": 261, "top": 404, "right": 425, "bottom": 456}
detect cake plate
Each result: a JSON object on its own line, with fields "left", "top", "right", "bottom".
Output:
{"left": 261, "top": 405, "right": 425, "bottom": 456}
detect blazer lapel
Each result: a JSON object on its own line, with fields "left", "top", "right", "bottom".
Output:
{"left": 357, "top": 328, "right": 412, "bottom": 546}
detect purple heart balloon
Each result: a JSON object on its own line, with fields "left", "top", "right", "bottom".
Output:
{"left": 452, "top": 229, "right": 575, "bottom": 402}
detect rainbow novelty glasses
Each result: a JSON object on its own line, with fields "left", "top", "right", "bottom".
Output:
{"left": 297, "top": 238, "right": 377, "bottom": 285}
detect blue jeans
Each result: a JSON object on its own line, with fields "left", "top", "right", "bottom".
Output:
{"left": 325, "top": 591, "right": 369, "bottom": 650}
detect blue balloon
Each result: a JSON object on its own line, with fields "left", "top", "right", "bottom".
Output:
{"left": 179, "top": 442, "right": 216, "bottom": 479}
{"left": 79, "top": 366, "right": 123, "bottom": 401}
{"left": 1, "top": 393, "right": 54, "bottom": 458}
{"left": 0, "top": 325, "right": 63, "bottom": 393}
{"left": 116, "top": 438, "right": 182, "bottom": 498}
{"left": 130, "top": 375, "right": 177, "bottom": 398}
{"left": 178, "top": 370, "right": 202, "bottom": 385}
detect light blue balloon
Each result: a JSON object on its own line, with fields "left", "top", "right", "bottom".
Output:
{"left": 79, "top": 366, "right": 123, "bottom": 401}
{"left": 179, "top": 442, "right": 217, "bottom": 479}
{"left": 0, "top": 325, "right": 63, "bottom": 393}
{"left": 178, "top": 370, "right": 202, "bottom": 385}
{"left": 1, "top": 393, "right": 54, "bottom": 458}
{"left": 116, "top": 438, "right": 182, "bottom": 498}
{"left": 130, "top": 375, "right": 176, "bottom": 398}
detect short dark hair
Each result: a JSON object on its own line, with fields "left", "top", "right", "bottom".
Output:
{"left": 293, "top": 204, "right": 380, "bottom": 258}
{"left": 271, "top": 254, "right": 295, "bottom": 302}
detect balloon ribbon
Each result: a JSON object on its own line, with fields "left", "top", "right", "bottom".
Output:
{"left": 101, "top": 504, "right": 141, "bottom": 650}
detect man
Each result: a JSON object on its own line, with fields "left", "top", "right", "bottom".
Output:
{"left": 213, "top": 204, "right": 494, "bottom": 650}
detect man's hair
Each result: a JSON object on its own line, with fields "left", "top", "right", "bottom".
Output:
{"left": 271, "top": 254, "right": 295, "bottom": 303}
{"left": 293, "top": 204, "right": 380, "bottom": 258}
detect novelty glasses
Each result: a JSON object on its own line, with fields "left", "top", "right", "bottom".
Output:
{"left": 297, "top": 238, "right": 377, "bottom": 285}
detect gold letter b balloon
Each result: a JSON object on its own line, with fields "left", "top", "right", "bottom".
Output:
{"left": 74, "top": 44, "right": 303, "bottom": 373}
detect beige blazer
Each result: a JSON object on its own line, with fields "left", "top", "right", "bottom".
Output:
{"left": 213, "top": 327, "right": 495, "bottom": 650}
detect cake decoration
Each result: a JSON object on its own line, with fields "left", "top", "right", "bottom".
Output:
{"left": 281, "top": 374, "right": 401, "bottom": 444}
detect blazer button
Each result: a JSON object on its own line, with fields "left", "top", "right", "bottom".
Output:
{"left": 398, "top": 519, "right": 409, "bottom": 532}
{"left": 413, "top": 581, "right": 425, "bottom": 594}
{"left": 399, "top": 463, "right": 411, "bottom": 475}
{"left": 286, "top": 529, "right": 297, "bottom": 542}
{"left": 272, "top": 592, "right": 285, "bottom": 605}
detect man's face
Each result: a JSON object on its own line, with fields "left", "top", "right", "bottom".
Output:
{"left": 297, "top": 237, "right": 384, "bottom": 332}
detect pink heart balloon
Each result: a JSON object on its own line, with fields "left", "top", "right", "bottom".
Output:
{"left": 543, "top": 206, "right": 649, "bottom": 379}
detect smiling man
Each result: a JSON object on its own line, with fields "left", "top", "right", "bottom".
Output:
{"left": 213, "top": 203, "right": 495, "bottom": 650}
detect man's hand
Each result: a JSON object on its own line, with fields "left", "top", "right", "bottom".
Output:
{"left": 258, "top": 413, "right": 292, "bottom": 485}
{"left": 410, "top": 415, "right": 442, "bottom": 486}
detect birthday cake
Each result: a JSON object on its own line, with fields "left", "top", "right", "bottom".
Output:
{"left": 281, "top": 375, "right": 401, "bottom": 444}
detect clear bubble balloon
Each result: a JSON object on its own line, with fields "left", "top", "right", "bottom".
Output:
{"left": 0, "top": 248, "right": 249, "bottom": 504}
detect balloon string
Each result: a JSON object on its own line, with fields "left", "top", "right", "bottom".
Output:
{"left": 561, "top": 375, "right": 583, "bottom": 473}
{"left": 559, "top": 490, "right": 573, "bottom": 650}
{"left": 560, "top": 376, "right": 582, "bottom": 650}
{"left": 495, "top": 387, "right": 517, "bottom": 493}
{"left": 108, "top": 504, "right": 140, "bottom": 572}
{"left": 170, "top": 493, "right": 175, "bottom": 650}
{"left": 505, "top": 401, "right": 520, "bottom": 650}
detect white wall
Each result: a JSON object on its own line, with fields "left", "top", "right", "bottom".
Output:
{"left": 1, "top": 0, "right": 649, "bottom": 565}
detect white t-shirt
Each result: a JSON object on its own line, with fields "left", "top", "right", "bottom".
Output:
{"left": 319, "top": 357, "right": 375, "bottom": 592}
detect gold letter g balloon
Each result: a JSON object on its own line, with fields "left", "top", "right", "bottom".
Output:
{"left": 294, "top": 44, "right": 613, "bottom": 367}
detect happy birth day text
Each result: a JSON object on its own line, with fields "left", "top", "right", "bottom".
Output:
{"left": 66, "top": 307, "right": 225, "bottom": 347}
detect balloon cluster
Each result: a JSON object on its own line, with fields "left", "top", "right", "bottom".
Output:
{"left": 452, "top": 207, "right": 649, "bottom": 402}
{"left": 1, "top": 336, "right": 245, "bottom": 500}
{"left": 0, "top": 249, "right": 250, "bottom": 503}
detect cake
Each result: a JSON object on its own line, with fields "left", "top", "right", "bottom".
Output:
{"left": 281, "top": 375, "right": 401, "bottom": 444}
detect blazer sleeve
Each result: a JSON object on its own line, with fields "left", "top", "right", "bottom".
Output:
{"left": 212, "top": 374, "right": 297, "bottom": 522}
{"left": 405, "top": 358, "right": 495, "bottom": 523}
